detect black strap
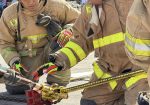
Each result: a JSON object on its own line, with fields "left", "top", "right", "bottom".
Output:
{"left": 16, "top": 3, "right": 21, "bottom": 41}
{"left": 39, "top": 0, "right": 47, "bottom": 6}
{"left": 43, "top": 0, "right": 47, "bottom": 6}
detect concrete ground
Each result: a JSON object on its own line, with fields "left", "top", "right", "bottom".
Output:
{"left": 0, "top": 53, "right": 95, "bottom": 105}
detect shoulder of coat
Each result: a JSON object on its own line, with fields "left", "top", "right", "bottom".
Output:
{"left": 2, "top": 3, "right": 18, "bottom": 29}
{"left": 2, "top": 2, "right": 18, "bottom": 19}
{"left": 45, "top": 0, "right": 70, "bottom": 16}
{"left": 85, "top": 3, "right": 92, "bottom": 14}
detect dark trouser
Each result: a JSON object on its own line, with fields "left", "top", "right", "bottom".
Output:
{"left": 5, "top": 84, "right": 30, "bottom": 95}
{"left": 80, "top": 99, "right": 97, "bottom": 105}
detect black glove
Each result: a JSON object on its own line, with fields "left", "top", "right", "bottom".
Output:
{"left": 137, "top": 91, "right": 149, "bottom": 105}
{"left": 36, "top": 13, "right": 62, "bottom": 37}
{"left": 36, "top": 13, "right": 62, "bottom": 52}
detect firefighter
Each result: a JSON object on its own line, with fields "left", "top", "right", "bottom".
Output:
{"left": 125, "top": 0, "right": 150, "bottom": 104}
{"left": 34, "top": 0, "right": 150, "bottom": 105}
{"left": 0, "top": 0, "right": 80, "bottom": 94}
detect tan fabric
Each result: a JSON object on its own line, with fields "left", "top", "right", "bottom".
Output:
{"left": 126, "top": 0, "right": 150, "bottom": 71}
{"left": 124, "top": 79, "right": 149, "bottom": 105}
{"left": 148, "top": 67, "right": 150, "bottom": 87}
{"left": 53, "top": 0, "right": 150, "bottom": 104}
{"left": 56, "top": 0, "right": 138, "bottom": 73}
{"left": 0, "top": 0, "right": 80, "bottom": 64}
{"left": 82, "top": 73, "right": 125, "bottom": 104}
{"left": 82, "top": 74, "right": 149, "bottom": 105}
{"left": 0, "top": 0, "right": 80, "bottom": 85}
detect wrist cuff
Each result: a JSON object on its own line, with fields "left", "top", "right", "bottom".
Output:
{"left": 9, "top": 57, "right": 21, "bottom": 67}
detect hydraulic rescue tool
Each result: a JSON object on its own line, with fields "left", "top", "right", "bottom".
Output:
{"left": 0, "top": 66, "right": 146, "bottom": 105}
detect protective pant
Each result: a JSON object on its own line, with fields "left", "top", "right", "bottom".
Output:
{"left": 5, "top": 43, "right": 70, "bottom": 94}
{"left": 81, "top": 73, "right": 149, "bottom": 105}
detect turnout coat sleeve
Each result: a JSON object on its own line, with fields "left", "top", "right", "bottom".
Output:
{"left": 0, "top": 7, "right": 20, "bottom": 65}
{"left": 125, "top": 0, "right": 150, "bottom": 70}
{"left": 54, "top": 4, "right": 95, "bottom": 70}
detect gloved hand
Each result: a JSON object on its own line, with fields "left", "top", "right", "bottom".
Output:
{"left": 57, "top": 29, "right": 73, "bottom": 47}
{"left": 3, "top": 69, "right": 20, "bottom": 85}
{"left": 41, "top": 83, "right": 68, "bottom": 102}
{"left": 32, "top": 62, "right": 62, "bottom": 81}
{"left": 11, "top": 61, "right": 29, "bottom": 77}
{"left": 137, "top": 91, "right": 149, "bottom": 105}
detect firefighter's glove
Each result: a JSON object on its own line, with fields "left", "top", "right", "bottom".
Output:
{"left": 12, "top": 61, "right": 29, "bottom": 78}
{"left": 57, "top": 29, "right": 73, "bottom": 47}
{"left": 32, "top": 62, "right": 62, "bottom": 81}
{"left": 137, "top": 91, "right": 149, "bottom": 105}
{"left": 3, "top": 69, "right": 20, "bottom": 85}
{"left": 41, "top": 83, "right": 68, "bottom": 102}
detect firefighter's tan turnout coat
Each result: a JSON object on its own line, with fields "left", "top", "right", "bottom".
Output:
{"left": 0, "top": 0, "right": 80, "bottom": 85}
{"left": 53, "top": 0, "right": 149, "bottom": 104}
{"left": 125, "top": 0, "right": 150, "bottom": 88}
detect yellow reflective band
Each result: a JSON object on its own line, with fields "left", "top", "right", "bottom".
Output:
{"left": 65, "top": 41, "right": 86, "bottom": 61}
{"left": 102, "top": 73, "right": 117, "bottom": 90}
{"left": 60, "top": 48, "right": 77, "bottom": 67}
{"left": 93, "top": 62, "right": 117, "bottom": 90}
{"left": 93, "top": 32, "right": 124, "bottom": 49}
{"left": 126, "top": 32, "right": 150, "bottom": 45}
{"left": 125, "top": 42, "right": 150, "bottom": 56}
{"left": 24, "top": 34, "right": 48, "bottom": 44}
{"left": 93, "top": 62, "right": 104, "bottom": 78}
{"left": 125, "top": 72, "right": 147, "bottom": 88}
{"left": 125, "top": 32, "right": 150, "bottom": 56}
{"left": 86, "top": 4, "right": 92, "bottom": 14}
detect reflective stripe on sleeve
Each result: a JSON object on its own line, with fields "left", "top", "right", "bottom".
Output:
{"left": 64, "top": 41, "right": 86, "bottom": 61}
{"left": 60, "top": 47, "right": 77, "bottom": 67}
{"left": 93, "top": 32, "right": 124, "bottom": 49}
{"left": 125, "top": 32, "right": 150, "bottom": 56}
